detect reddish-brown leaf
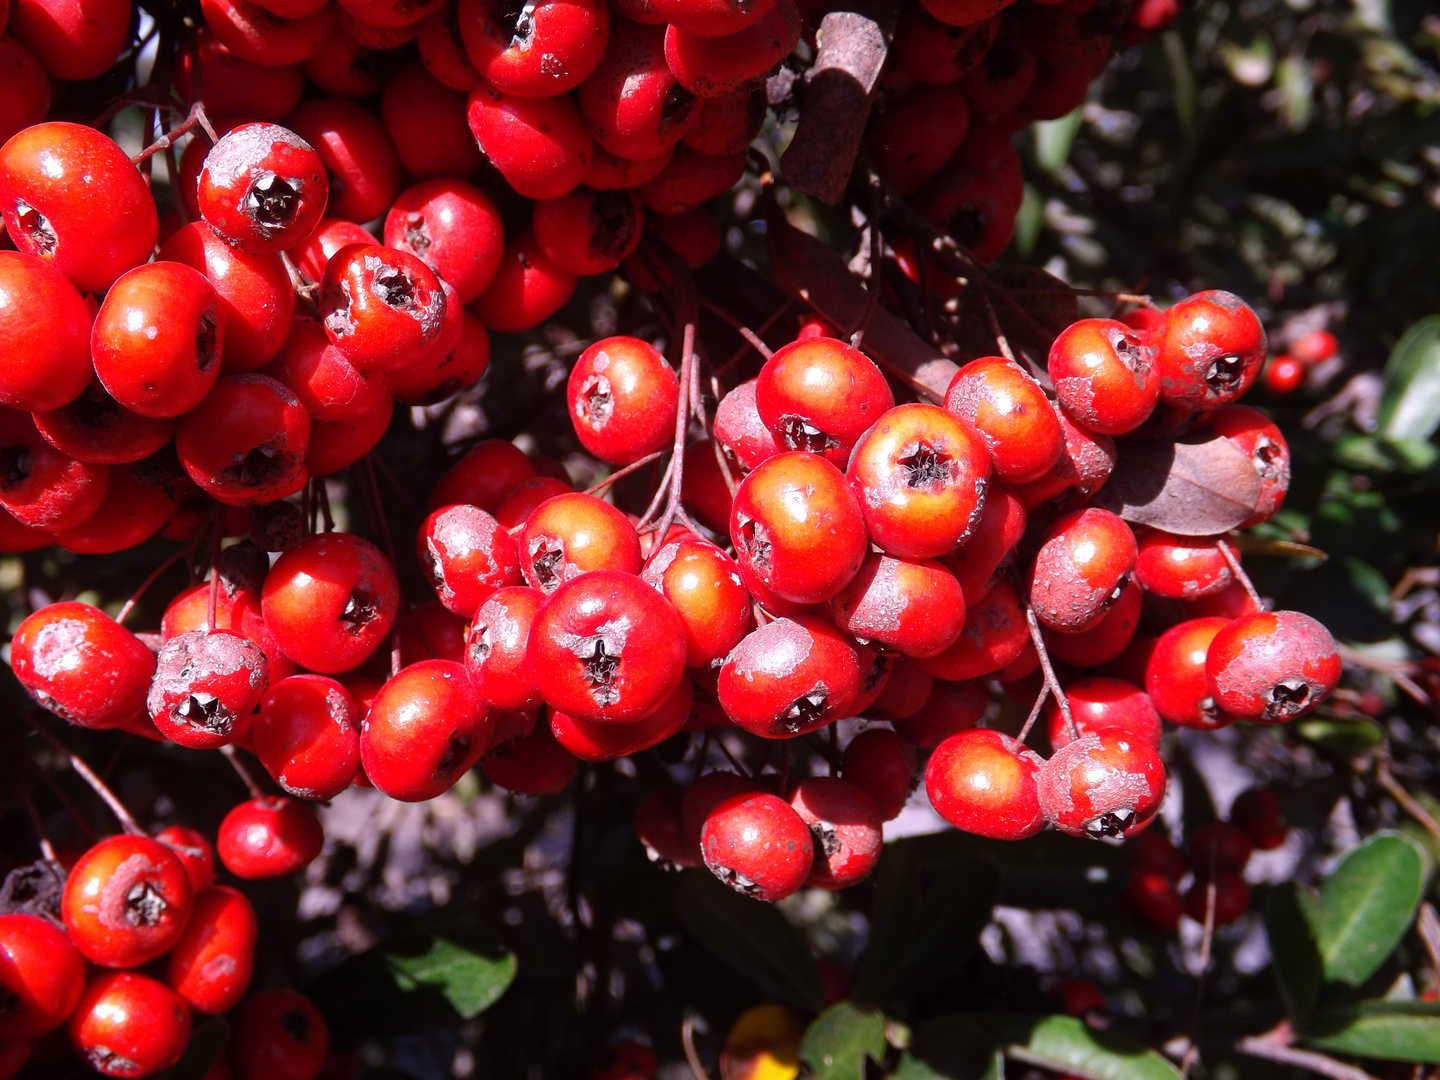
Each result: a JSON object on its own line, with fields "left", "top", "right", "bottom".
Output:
{"left": 1090, "top": 435, "right": 1263, "bottom": 536}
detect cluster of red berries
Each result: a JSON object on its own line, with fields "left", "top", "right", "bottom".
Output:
{"left": 1261, "top": 328, "right": 1339, "bottom": 395}
{"left": 0, "top": 825, "right": 327, "bottom": 1079}
{"left": 1121, "top": 787, "right": 1289, "bottom": 932}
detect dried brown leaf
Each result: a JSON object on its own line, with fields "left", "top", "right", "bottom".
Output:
{"left": 1090, "top": 436, "right": 1263, "bottom": 536}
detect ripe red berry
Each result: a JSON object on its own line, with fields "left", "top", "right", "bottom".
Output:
{"left": 634, "top": 787, "right": 702, "bottom": 869}
{"left": 1145, "top": 617, "right": 1232, "bottom": 730}
{"left": 519, "top": 492, "right": 642, "bottom": 593}
{"left": 62, "top": 834, "right": 195, "bottom": 968}
{"left": 362, "top": 660, "right": 492, "bottom": 801}
{"left": 0, "top": 251, "right": 92, "bottom": 412}
{"left": 642, "top": 537, "right": 752, "bottom": 668}
{"left": 380, "top": 62, "right": 485, "bottom": 180}
{"left": 1043, "top": 577, "right": 1142, "bottom": 669}
{"left": 889, "top": 676, "right": 983, "bottom": 746}
{"left": 926, "top": 728, "right": 1046, "bottom": 840}
{"left": 262, "top": 532, "right": 400, "bottom": 674}
{"left": 1133, "top": 530, "right": 1238, "bottom": 600}
{"left": 527, "top": 569, "right": 687, "bottom": 723}
{"left": 718, "top": 616, "right": 862, "bottom": 739}
{"left": 1047, "top": 318, "right": 1159, "bottom": 435}
{"left": 828, "top": 552, "right": 968, "bottom": 659}
{"left": 471, "top": 226, "right": 579, "bottom": 333}
{"left": 287, "top": 97, "right": 400, "bottom": 224}
{"left": 714, "top": 379, "right": 781, "bottom": 474}
{"left": 68, "top": 971, "right": 192, "bottom": 1078}
{"left": 919, "top": 577, "right": 1029, "bottom": 681}
{"left": 466, "top": 84, "right": 593, "bottom": 200}
{"left": 664, "top": 0, "right": 801, "bottom": 98}
{"left": 483, "top": 720, "right": 578, "bottom": 794}
{"left": 1290, "top": 330, "right": 1338, "bottom": 365}
{"left": 701, "top": 792, "right": 814, "bottom": 902}
{"left": 0, "top": 913, "right": 86, "bottom": 1038}
{"left": 0, "top": 407, "right": 110, "bottom": 530}
{"left": 320, "top": 243, "right": 447, "bottom": 371}
{"left": 941, "top": 483, "right": 1026, "bottom": 605}
{"left": 754, "top": 337, "right": 895, "bottom": 468}
{"left": 0, "top": 121, "right": 157, "bottom": 292}
{"left": 198, "top": 122, "right": 329, "bottom": 255}
{"left": 788, "top": 777, "right": 883, "bottom": 889}
{"left": 846, "top": 402, "right": 991, "bottom": 559}
{"left": 458, "top": 0, "right": 608, "bottom": 96}
{"left": 430, "top": 438, "right": 536, "bottom": 511}
{"left": 175, "top": 374, "right": 311, "bottom": 505}
{"left": 1206, "top": 610, "right": 1340, "bottom": 722}
{"left": 944, "top": 358, "right": 1063, "bottom": 484}
{"left": 893, "top": 5, "right": 999, "bottom": 83}
{"left": 1231, "top": 788, "right": 1287, "bottom": 851}
{"left": 1127, "top": 829, "right": 1188, "bottom": 881}
{"left": 731, "top": 451, "right": 867, "bottom": 606}
{"left": 199, "top": 0, "right": 336, "bottom": 67}
{"left": 1046, "top": 677, "right": 1162, "bottom": 750}
{"left": 10, "top": 601, "right": 155, "bottom": 729}
{"left": 567, "top": 336, "right": 679, "bottom": 466}
{"left": 841, "top": 728, "right": 918, "bottom": 821}
{"left": 1122, "top": 868, "right": 1183, "bottom": 931}
{"left": 147, "top": 629, "right": 270, "bottom": 749}
{"left": 551, "top": 674, "right": 693, "bottom": 762}
{"left": 165, "top": 885, "right": 258, "bottom": 1015}
{"left": 466, "top": 585, "right": 547, "bottom": 711}
{"left": 382, "top": 177, "right": 505, "bottom": 304}
{"left": 1205, "top": 404, "right": 1291, "bottom": 527}
{"left": 419, "top": 503, "right": 521, "bottom": 618}
{"left": 229, "top": 989, "right": 329, "bottom": 1080}
{"left": 217, "top": 796, "right": 325, "bottom": 879}
{"left": 252, "top": 675, "right": 362, "bottom": 800}
{"left": 1153, "top": 291, "right": 1266, "bottom": 410}
{"left": 1263, "top": 355, "right": 1304, "bottom": 394}
{"left": 154, "top": 826, "right": 217, "bottom": 892}
{"left": 578, "top": 19, "right": 697, "bottom": 161}
{"left": 1037, "top": 731, "right": 1166, "bottom": 838}
{"left": 1027, "top": 507, "right": 1138, "bottom": 633}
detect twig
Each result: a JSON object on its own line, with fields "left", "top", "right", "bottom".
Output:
{"left": 1218, "top": 542, "right": 1263, "bottom": 610}
{"left": 116, "top": 544, "right": 193, "bottom": 625}
{"left": 1377, "top": 760, "right": 1440, "bottom": 846}
{"left": 699, "top": 298, "right": 774, "bottom": 360}
{"left": 1337, "top": 645, "right": 1434, "bottom": 710}
{"left": 850, "top": 180, "right": 884, "bottom": 349}
{"left": 978, "top": 283, "right": 1017, "bottom": 364}
{"left": 131, "top": 100, "right": 216, "bottom": 164}
{"left": 22, "top": 715, "right": 143, "bottom": 835}
{"left": 20, "top": 788, "right": 59, "bottom": 863}
{"left": 639, "top": 320, "right": 698, "bottom": 541}
{"left": 710, "top": 432, "right": 739, "bottom": 499}
{"left": 1416, "top": 903, "right": 1440, "bottom": 993}
{"left": 1236, "top": 1027, "right": 1382, "bottom": 1080}
{"left": 219, "top": 745, "right": 267, "bottom": 801}
{"left": 1180, "top": 877, "right": 1219, "bottom": 1079}
{"left": 1024, "top": 604, "right": 1075, "bottom": 742}
{"left": 712, "top": 298, "right": 797, "bottom": 378}
{"left": 583, "top": 450, "right": 665, "bottom": 497}
{"left": 713, "top": 734, "right": 750, "bottom": 779}
{"left": 682, "top": 1015, "right": 711, "bottom": 1080}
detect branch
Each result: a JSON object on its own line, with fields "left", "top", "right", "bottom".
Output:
{"left": 1236, "top": 1030, "right": 1382, "bottom": 1080}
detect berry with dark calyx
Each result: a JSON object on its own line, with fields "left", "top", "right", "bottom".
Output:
{"left": 458, "top": 0, "right": 609, "bottom": 97}
{"left": 320, "top": 242, "right": 447, "bottom": 371}
{"left": 483, "top": 721, "right": 578, "bottom": 794}
{"left": 0, "top": 914, "right": 86, "bottom": 1038}
{"left": 520, "top": 493, "right": 643, "bottom": 593}
{"left": 68, "top": 971, "right": 192, "bottom": 1079}
{"left": 841, "top": 728, "right": 918, "bottom": 821}
{"left": 217, "top": 796, "right": 325, "bottom": 879}
{"left": 717, "top": 616, "right": 862, "bottom": 739}
{"left": 229, "top": 989, "right": 329, "bottom": 1080}
{"left": 926, "top": 728, "right": 1046, "bottom": 840}
{"left": 1206, "top": 610, "right": 1340, "bottom": 723}
{"left": 147, "top": 629, "right": 270, "bottom": 749}
{"left": 827, "top": 552, "right": 968, "bottom": 659}
{"left": 1231, "top": 788, "right": 1288, "bottom": 851}
{"left": 701, "top": 792, "right": 813, "bottom": 901}
{"left": 567, "top": 336, "right": 679, "bottom": 466}
{"left": 62, "top": 835, "right": 195, "bottom": 968}
{"left": 1027, "top": 507, "right": 1138, "bottom": 634}
{"left": 1046, "top": 677, "right": 1162, "bottom": 750}
{"left": 418, "top": 503, "right": 521, "bottom": 618}
{"left": 361, "top": 660, "right": 492, "bottom": 801}
{"left": 0, "top": 407, "right": 110, "bottom": 530}
{"left": 577, "top": 19, "right": 696, "bottom": 162}
{"left": 252, "top": 675, "right": 362, "bottom": 800}
{"left": 846, "top": 402, "right": 991, "bottom": 560}
{"left": 788, "top": 777, "right": 883, "bottom": 889}
{"left": 10, "top": 601, "right": 156, "bottom": 729}
{"left": 1047, "top": 318, "right": 1158, "bottom": 435}
{"left": 382, "top": 177, "right": 505, "bottom": 304}
{"left": 467, "top": 586, "right": 547, "bottom": 711}
{"left": 164, "top": 885, "right": 257, "bottom": 1015}
{"left": 1183, "top": 870, "right": 1250, "bottom": 927}
{"left": 32, "top": 379, "right": 178, "bottom": 466}
{"left": 1153, "top": 290, "right": 1266, "bottom": 410}
{"left": 730, "top": 451, "right": 868, "bottom": 606}
{"left": 175, "top": 374, "right": 310, "bottom": 505}
{"left": 1037, "top": 731, "right": 1167, "bottom": 839}
{"left": 944, "top": 357, "right": 1063, "bottom": 485}
{"left": 154, "top": 826, "right": 217, "bottom": 892}
{"left": 754, "top": 336, "right": 894, "bottom": 468}
{"left": 198, "top": 122, "right": 329, "bottom": 255}
{"left": 526, "top": 570, "right": 687, "bottom": 724}
{"left": 261, "top": 532, "right": 400, "bottom": 674}
{"left": 536, "top": 187, "right": 644, "bottom": 278}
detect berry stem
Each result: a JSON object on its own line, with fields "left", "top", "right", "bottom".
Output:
{"left": 1376, "top": 758, "right": 1440, "bottom": 847}
{"left": 709, "top": 433, "right": 738, "bottom": 500}
{"left": 712, "top": 297, "right": 798, "bottom": 378}
{"left": 206, "top": 530, "right": 222, "bottom": 633}
{"left": 1024, "top": 601, "right": 1076, "bottom": 743}
{"left": 19, "top": 787, "right": 59, "bottom": 864}
{"left": 29, "top": 760, "right": 98, "bottom": 843}
{"left": 582, "top": 450, "right": 665, "bottom": 497}
{"left": 699, "top": 297, "right": 773, "bottom": 360}
{"left": 1218, "top": 541, "right": 1264, "bottom": 611}
{"left": 131, "top": 100, "right": 217, "bottom": 165}
{"left": 639, "top": 319, "right": 701, "bottom": 541}
{"left": 219, "top": 745, "right": 267, "bottom": 801}
{"left": 116, "top": 544, "right": 194, "bottom": 625}
{"left": 681, "top": 1014, "right": 712, "bottom": 1080}
{"left": 713, "top": 733, "right": 750, "bottom": 779}
{"left": 22, "top": 714, "right": 144, "bottom": 836}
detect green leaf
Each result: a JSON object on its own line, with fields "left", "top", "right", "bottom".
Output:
{"left": 894, "top": 1016, "right": 1004, "bottom": 1080}
{"left": 1296, "top": 717, "right": 1384, "bottom": 753}
{"left": 1301, "top": 1002, "right": 1440, "bottom": 1062}
{"left": 973, "top": 1015, "right": 1181, "bottom": 1080}
{"left": 161, "top": 1021, "right": 228, "bottom": 1080}
{"left": 677, "top": 870, "right": 824, "bottom": 1011}
{"left": 1318, "top": 833, "right": 1426, "bottom": 987}
{"left": 1033, "top": 108, "right": 1083, "bottom": 175}
{"left": 853, "top": 842, "right": 920, "bottom": 1007}
{"left": 1378, "top": 315, "right": 1440, "bottom": 442}
{"left": 1265, "top": 884, "right": 1323, "bottom": 1017}
{"left": 384, "top": 934, "right": 517, "bottom": 1020}
{"left": 799, "top": 1002, "right": 888, "bottom": 1080}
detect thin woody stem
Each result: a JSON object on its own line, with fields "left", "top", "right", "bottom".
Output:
{"left": 22, "top": 715, "right": 143, "bottom": 835}
{"left": 131, "top": 100, "right": 216, "bottom": 165}
{"left": 1025, "top": 602, "right": 1075, "bottom": 742}
{"left": 583, "top": 450, "right": 665, "bottom": 497}
{"left": 219, "top": 745, "right": 267, "bottom": 800}
{"left": 1219, "top": 541, "right": 1264, "bottom": 609}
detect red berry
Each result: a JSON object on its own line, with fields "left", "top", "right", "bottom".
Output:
{"left": 717, "top": 616, "right": 862, "bottom": 739}
{"left": 466, "top": 586, "right": 547, "bottom": 711}
{"left": 380, "top": 62, "right": 485, "bottom": 180}
{"left": 1047, "top": 318, "right": 1158, "bottom": 435}
{"left": 154, "top": 826, "right": 217, "bottom": 893}
{"left": 1126, "top": 830, "right": 1188, "bottom": 881}
{"left": 362, "top": 660, "right": 492, "bottom": 801}
{"left": 730, "top": 451, "right": 867, "bottom": 606}
{"left": 841, "top": 728, "right": 918, "bottom": 821}
{"left": 846, "top": 402, "right": 991, "bottom": 559}
{"left": 1263, "top": 355, "right": 1304, "bottom": 395}
{"left": 68, "top": 971, "right": 192, "bottom": 1078}
{"left": 483, "top": 721, "right": 577, "bottom": 794}
{"left": 0, "top": 914, "right": 85, "bottom": 1038}
{"left": 320, "top": 242, "right": 447, "bottom": 371}
{"left": 663, "top": 0, "right": 801, "bottom": 98}
{"left": 0, "top": 251, "right": 92, "bottom": 412}
{"left": 891, "top": 677, "right": 984, "bottom": 746}
{"left": 1205, "top": 404, "right": 1291, "bottom": 527}
{"left": 754, "top": 337, "right": 894, "bottom": 468}
{"left": 62, "top": 835, "right": 194, "bottom": 968}
{"left": 1206, "top": 610, "right": 1340, "bottom": 722}
{"left": 470, "top": 227, "right": 579, "bottom": 333}
{"left": 1290, "top": 330, "right": 1338, "bottom": 365}
{"left": 642, "top": 537, "right": 753, "bottom": 668}
{"left": 175, "top": 374, "right": 311, "bottom": 505}
{"left": 1189, "top": 822, "right": 1252, "bottom": 873}
{"left": 1043, "top": 577, "right": 1142, "bottom": 669}
{"left": 217, "top": 796, "right": 325, "bottom": 879}
{"left": 430, "top": 438, "right": 535, "bottom": 511}
{"left": 827, "top": 552, "right": 968, "bottom": 659}
{"left": 634, "top": 787, "right": 702, "bottom": 869}
{"left": 382, "top": 177, "right": 505, "bottom": 303}
{"left": 147, "top": 629, "right": 270, "bottom": 749}
{"left": 567, "top": 336, "right": 679, "bottom": 466}
{"left": 266, "top": 318, "right": 391, "bottom": 423}
{"left": 701, "top": 792, "right": 813, "bottom": 901}
{"left": 1145, "top": 617, "right": 1232, "bottom": 730}
{"left": 229, "top": 989, "right": 329, "bottom": 1080}
{"left": 0, "top": 407, "right": 110, "bottom": 530}
{"left": 526, "top": 569, "right": 687, "bottom": 723}
{"left": 10, "top": 601, "right": 155, "bottom": 729}
{"left": 287, "top": 97, "right": 400, "bottom": 224}
{"left": 252, "top": 675, "right": 362, "bottom": 800}
{"left": 1133, "top": 530, "right": 1238, "bottom": 600}
{"left": 419, "top": 503, "right": 521, "bottom": 617}
{"left": 941, "top": 482, "right": 1026, "bottom": 605}
{"left": 867, "top": 83, "right": 971, "bottom": 197}
{"left": 919, "top": 577, "right": 1029, "bottom": 681}
{"left": 1231, "top": 788, "right": 1287, "bottom": 851}
{"left": 926, "top": 728, "right": 1046, "bottom": 840}
{"left": 457, "top": 0, "right": 609, "bottom": 97}
{"left": 1153, "top": 291, "right": 1266, "bottom": 410}
{"left": 1122, "top": 868, "right": 1183, "bottom": 931}
{"left": 577, "top": 19, "right": 697, "bottom": 160}
{"left": 551, "top": 674, "right": 693, "bottom": 762}
{"left": 714, "top": 379, "right": 781, "bottom": 474}
{"left": 1046, "top": 677, "right": 1162, "bottom": 750}
{"left": 200, "top": 0, "right": 336, "bottom": 67}
{"left": 262, "top": 532, "right": 401, "bottom": 674}
{"left": 197, "top": 122, "right": 329, "bottom": 255}
{"left": 1037, "top": 731, "right": 1166, "bottom": 839}
{"left": 788, "top": 777, "right": 883, "bottom": 889}
{"left": 466, "top": 84, "right": 593, "bottom": 200}
{"left": 1027, "top": 507, "right": 1138, "bottom": 633}
{"left": 519, "top": 492, "right": 642, "bottom": 593}
{"left": 11, "top": 0, "right": 130, "bottom": 80}
{"left": 1182, "top": 870, "right": 1250, "bottom": 927}
{"left": 165, "top": 885, "right": 258, "bottom": 1015}
{"left": 893, "top": 5, "right": 999, "bottom": 84}
{"left": 944, "top": 358, "right": 1063, "bottom": 484}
